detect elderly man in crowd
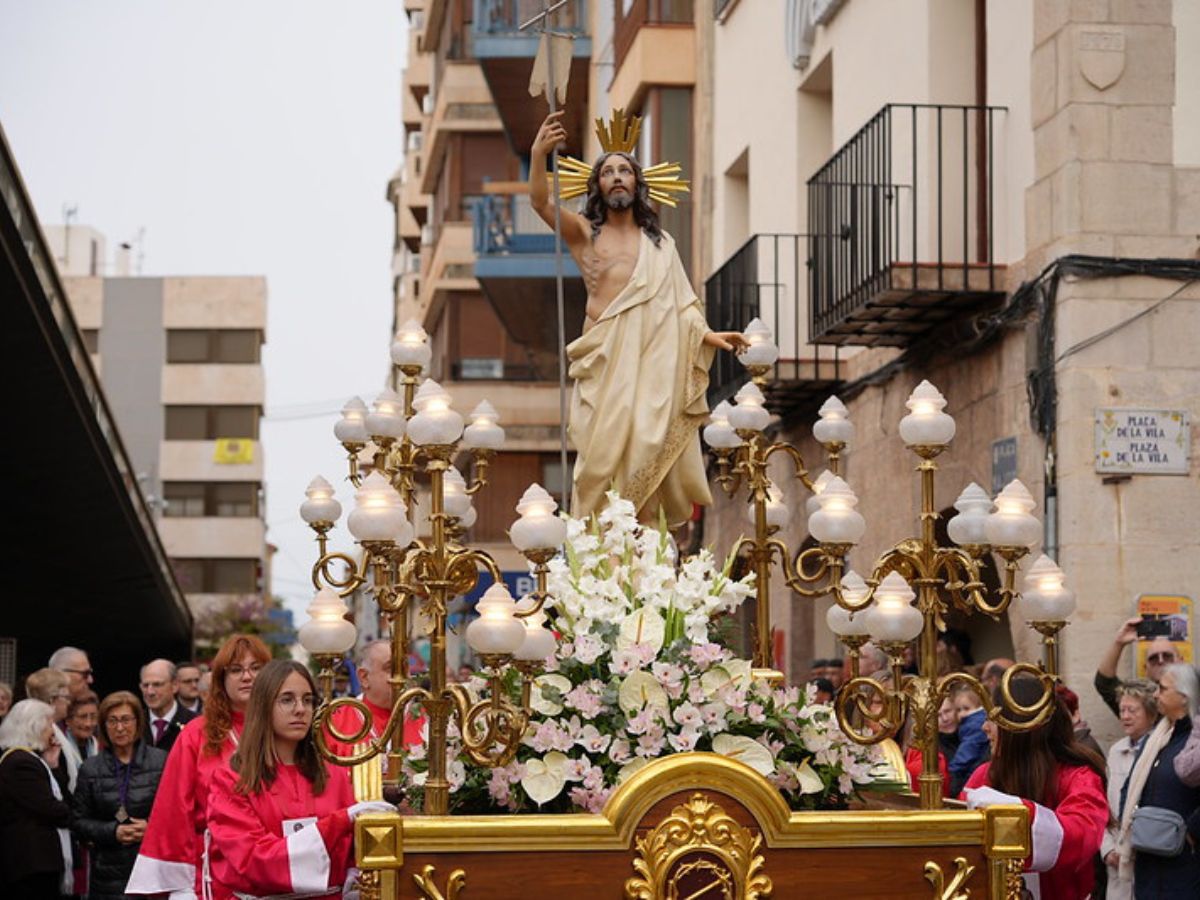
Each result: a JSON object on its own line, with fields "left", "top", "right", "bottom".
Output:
{"left": 49, "top": 646, "right": 94, "bottom": 700}
{"left": 139, "top": 659, "right": 196, "bottom": 753}
{"left": 1095, "top": 617, "right": 1179, "bottom": 716}
{"left": 175, "top": 662, "right": 203, "bottom": 715}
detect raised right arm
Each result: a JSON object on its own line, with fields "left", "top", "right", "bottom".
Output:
{"left": 529, "top": 111, "right": 590, "bottom": 250}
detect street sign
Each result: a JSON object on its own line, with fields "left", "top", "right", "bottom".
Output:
{"left": 1095, "top": 408, "right": 1190, "bottom": 474}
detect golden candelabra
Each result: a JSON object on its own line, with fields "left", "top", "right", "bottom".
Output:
{"left": 297, "top": 322, "right": 562, "bottom": 815}
{"left": 705, "top": 322, "right": 1077, "bottom": 810}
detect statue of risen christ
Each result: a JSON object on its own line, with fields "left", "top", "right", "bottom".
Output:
{"left": 529, "top": 111, "right": 748, "bottom": 526}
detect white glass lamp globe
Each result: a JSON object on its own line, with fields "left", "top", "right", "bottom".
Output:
{"left": 739, "top": 317, "right": 780, "bottom": 367}
{"left": 347, "top": 472, "right": 412, "bottom": 544}
{"left": 865, "top": 572, "right": 924, "bottom": 642}
{"left": 333, "top": 397, "right": 370, "bottom": 444}
{"left": 462, "top": 400, "right": 505, "bottom": 450}
{"left": 728, "top": 382, "right": 771, "bottom": 433}
{"left": 1018, "top": 554, "right": 1077, "bottom": 622}
{"left": 897, "top": 380, "right": 956, "bottom": 447}
{"left": 946, "top": 483, "right": 993, "bottom": 546}
{"left": 298, "top": 588, "right": 358, "bottom": 656}
{"left": 466, "top": 583, "right": 526, "bottom": 656}
{"left": 513, "top": 597, "right": 557, "bottom": 662}
{"left": 407, "top": 380, "right": 464, "bottom": 446}
{"left": 510, "top": 484, "right": 567, "bottom": 552}
{"left": 748, "top": 484, "right": 791, "bottom": 530}
{"left": 985, "top": 480, "right": 1041, "bottom": 549}
{"left": 442, "top": 466, "right": 473, "bottom": 519}
{"left": 366, "top": 388, "right": 406, "bottom": 440}
{"left": 300, "top": 475, "right": 342, "bottom": 525}
{"left": 805, "top": 470, "right": 835, "bottom": 518}
{"left": 807, "top": 476, "right": 866, "bottom": 544}
{"left": 826, "top": 571, "right": 872, "bottom": 636}
{"left": 703, "top": 401, "right": 742, "bottom": 449}
{"left": 390, "top": 318, "right": 433, "bottom": 370}
{"left": 812, "top": 396, "right": 855, "bottom": 446}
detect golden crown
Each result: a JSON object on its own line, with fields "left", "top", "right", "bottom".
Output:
{"left": 552, "top": 108, "right": 690, "bottom": 207}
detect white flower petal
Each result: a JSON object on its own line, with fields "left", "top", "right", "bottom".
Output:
{"left": 521, "top": 751, "right": 569, "bottom": 805}
{"left": 712, "top": 734, "right": 775, "bottom": 776}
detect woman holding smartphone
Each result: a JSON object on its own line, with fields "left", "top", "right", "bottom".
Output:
{"left": 205, "top": 660, "right": 392, "bottom": 899}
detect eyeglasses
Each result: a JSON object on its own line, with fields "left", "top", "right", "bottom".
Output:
{"left": 226, "top": 663, "right": 264, "bottom": 678}
{"left": 106, "top": 715, "right": 137, "bottom": 728}
{"left": 1147, "top": 653, "right": 1177, "bottom": 665}
{"left": 63, "top": 668, "right": 94, "bottom": 679}
{"left": 275, "top": 693, "right": 316, "bottom": 711}
{"left": 71, "top": 711, "right": 99, "bottom": 722}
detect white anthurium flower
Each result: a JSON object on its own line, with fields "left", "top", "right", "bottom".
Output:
{"left": 616, "top": 757, "right": 651, "bottom": 785}
{"left": 712, "top": 734, "right": 775, "bottom": 777}
{"left": 521, "top": 751, "right": 569, "bottom": 806}
{"left": 618, "top": 671, "right": 669, "bottom": 714}
{"left": 794, "top": 760, "right": 825, "bottom": 795}
{"left": 531, "top": 674, "right": 572, "bottom": 716}
{"left": 616, "top": 606, "right": 666, "bottom": 653}
{"left": 699, "top": 659, "right": 752, "bottom": 698}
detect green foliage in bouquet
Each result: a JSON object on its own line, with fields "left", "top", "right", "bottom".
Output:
{"left": 401, "top": 492, "right": 884, "bottom": 814}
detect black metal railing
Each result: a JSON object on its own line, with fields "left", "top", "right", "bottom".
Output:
{"left": 705, "top": 233, "right": 842, "bottom": 406}
{"left": 807, "top": 103, "right": 1004, "bottom": 341}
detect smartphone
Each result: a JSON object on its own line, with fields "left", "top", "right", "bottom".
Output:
{"left": 1136, "top": 617, "right": 1171, "bottom": 639}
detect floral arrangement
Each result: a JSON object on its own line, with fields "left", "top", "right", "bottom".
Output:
{"left": 402, "top": 492, "right": 884, "bottom": 814}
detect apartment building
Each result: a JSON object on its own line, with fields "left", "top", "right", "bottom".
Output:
{"left": 693, "top": 0, "right": 1200, "bottom": 743}
{"left": 48, "top": 227, "right": 270, "bottom": 628}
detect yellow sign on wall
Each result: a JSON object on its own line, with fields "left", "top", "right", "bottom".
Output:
{"left": 1135, "top": 594, "right": 1194, "bottom": 676}
{"left": 213, "top": 437, "right": 254, "bottom": 464}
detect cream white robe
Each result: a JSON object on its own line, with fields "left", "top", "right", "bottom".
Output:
{"left": 567, "top": 230, "right": 715, "bottom": 525}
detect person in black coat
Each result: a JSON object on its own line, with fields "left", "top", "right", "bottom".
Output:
{"left": 72, "top": 691, "right": 166, "bottom": 900}
{"left": 0, "top": 699, "right": 74, "bottom": 899}
{"left": 1132, "top": 663, "right": 1200, "bottom": 900}
{"left": 140, "top": 659, "right": 198, "bottom": 754}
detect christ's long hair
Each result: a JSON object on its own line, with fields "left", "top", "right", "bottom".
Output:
{"left": 584, "top": 152, "right": 663, "bottom": 246}
{"left": 202, "top": 634, "right": 272, "bottom": 757}
{"left": 230, "top": 660, "right": 327, "bottom": 796}
{"left": 985, "top": 676, "right": 1106, "bottom": 807}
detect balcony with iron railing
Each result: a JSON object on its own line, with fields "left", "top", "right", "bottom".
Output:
{"left": 705, "top": 233, "right": 843, "bottom": 418}
{"left": 470, "top": 186, "right": 586, "bottom": 382}
{"left": 807, "top": 103, "right": 1007, "bottom": 346}
{"left": 471, "top": 0, "right": 592, "bottom": 157}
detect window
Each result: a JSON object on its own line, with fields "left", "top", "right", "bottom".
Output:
{"left": 163, "top": 482, "right": 259, "bottom": 517}
{"left": 165, "top": 406, "right": 260, "bottom": 440}
{"left": 171, "top": 558, "right": 259, "bottom": 594}
{"left": 166, "top": 329, "right": 262, "bottom": 363}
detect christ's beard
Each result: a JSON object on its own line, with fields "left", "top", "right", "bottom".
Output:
{"left": 606, "top": 192, "right": 633, "bottom": 211}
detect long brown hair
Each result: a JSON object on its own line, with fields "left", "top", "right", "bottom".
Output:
{"left": 97, "top": 691, "right": 145, "bottom": 748}
{"left": 986, "top": 677, "right": 1106, "bottom": 807}
{"left": 230, "top": 660, "right": 327, "bottom": 796}
{"left": 203, "top": 634, "right": 272, "bottom": 757}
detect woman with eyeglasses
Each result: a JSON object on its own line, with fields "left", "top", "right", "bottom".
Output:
{"left": 71, "top": 692, "right": 166, "bottom": 900}
{"left": 1101, "top": 680, "right": 1160, "bottom": 899}
{"left": 1112, "top": 664, "right": 1200, "bottom": 899}
{"left": 127, "top": 634, "right": 271, "bottom": 899}
{"left": 206, "top": 660, "right": 392, "bottom": 899}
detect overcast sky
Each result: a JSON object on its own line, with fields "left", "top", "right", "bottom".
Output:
{"left": 0, "top": 1, "right": 407, "bottom": 625}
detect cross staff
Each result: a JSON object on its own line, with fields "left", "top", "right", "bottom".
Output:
{"left": 520, "top": 0, "right": 572, "bottom": 514}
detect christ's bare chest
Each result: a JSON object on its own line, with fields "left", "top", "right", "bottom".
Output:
{"left": 580, "top": 231, "right": 640, "bottom": 328}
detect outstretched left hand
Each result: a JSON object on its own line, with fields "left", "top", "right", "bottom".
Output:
{"left": 704, "top": 331, "right": 751, "bottom": 353}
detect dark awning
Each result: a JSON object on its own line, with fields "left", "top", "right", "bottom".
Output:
{"left": 1, "top": 124, "right": 192, "bottom": 693}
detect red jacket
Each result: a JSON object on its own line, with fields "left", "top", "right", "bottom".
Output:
{"left": 904, "top": 746, "right": 950, "bottom": 797}
{"left": 963, "top": 762, "right": 1108, "bottom": 900}
{"left": 206, "top": 761, "right": 356, "bottom": 900}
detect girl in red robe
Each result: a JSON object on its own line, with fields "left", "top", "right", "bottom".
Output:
{"left": 126, "top": 635, "right": 271, "bottom": 899}
{"left": 960, "top": 677, "right": 1108, "bottom": 900}
{"left": 205, "top": 660, "right": 392, "bottom": 899}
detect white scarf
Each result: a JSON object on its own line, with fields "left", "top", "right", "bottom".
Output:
{"left": 1116, "top": 715, "right": 1175, "bottom": 881}
{"left": 35, "top": 751, "right": 74, "bottom": 895}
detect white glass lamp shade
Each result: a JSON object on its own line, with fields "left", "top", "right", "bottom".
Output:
{"left": 807, "top": 476, "right": 866, "bottom": 544}
{"left": 946, "top": 483, "right": 993, "bottom": 546}
{"left": 865, "top": 572, "right": 923, "bottom": 642}
{"left": 390, "top": 318, "right": 433, "bottom": 369}
{"left": 728, "top": 382, "right": 771, "bottom": 432}
{"left": 826, "top": 571, "right": 872, "bottom": 636}
{"left": 898, "top": 380, "right": 956, "bottom": 447}
{"left": 347, "top": 472, "right": 411, "bottom": 543}
{"left": 407, "top": 380, "right": 464, "bottom": 446}
{"left": 703, "top": 401, "right": 742, "bottom": 449}
{"left": 1018, "top": 554, "right": 1077, "bottom": 622}
{"left": 985, "top": 480, "right": 1041, "bottom": 548}
{"left": 510, "top": 484, "right": 567, "bottom": 551}
{"left": 300, "top": 475, "right": 342, "bottom": 524}
{"left": 739, "top": 317, "right": 780, "bottom": 367}
{"left": 748, "top": 484, "right": 791, "bottom": 529}
{"left": 812, "top": 396, "right": 855, "bottom": 446}
{"left": 333, "top": 397, "right": 370, "bottom": 444}
{"left": 298, "top": 588, "right": 358, "bottom": 656}
{"left": 442, "top": 466, "right": 473, "bottom": 519}
{"left": 805, "top": 470, "right": 835, "bottom": 518}
{"left": 366, "top": 388, "right": 406, "bottom": 440}
{"left": 466, "top": 583, "right": 526, "bottom": 656}
{"left": 462, "top": 400, "right": 505, "bottom": 450}
{"left": 459, "top": 503, "right": 478, "bottom": 530}
{"left": 513, "top": 597, "right": 557, "bottom": 662}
